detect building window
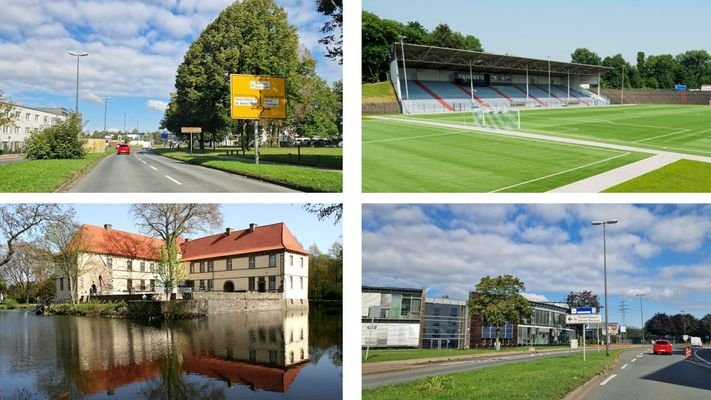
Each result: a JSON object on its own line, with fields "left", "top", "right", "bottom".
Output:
{"left": 107, "top": 257, "right": 113, "bottom": 269}
{"left": 207, "top": 261, "right": 213, "bottom": 272}
{"left": 43, "top": 116, "right": 48, "bottom": 123}
{"left": 25, "top": 127, "right": 30, "bottom": 134}
{"left": 199, "top": 262, "right": 205, "bottom": 273}
{"left": 140, "top": 280, "right": 146, "bottom": 291}
{"left": 207, "top": 279, "right": 213, "bottom": 291}
{"left": 199, "top": 280, "right": 205, "bottom": 291}
{"left": 289, "top": 255, "right": 293, "bottom": 265}
{"left": 140, "top": 261, "right": 145, "bottom": 272}
{"left": 190, "top": 262, "right": 194, "bottom": 273}
{"left": 226, "top": 258, "right": 232, "bottom": 271}
{"left": 300, "top": 328, "right": 304, "bottom": 340}
{"left": 34, "top": 114, "right": 39, "bottom": 121}
{"left": 290, "top": 276, "right": 293, "bottom": 289}
{"left": 127, "top": 279, "right": 133, "bottom": 293}
{"left": 269, "top": 254, "right": 276, "bottom": 267}
{"left": 289, "top": 351, "right": 294, "bottom": 364}
{"left": 269, "top": 276, "right": 276, "bottom": 290}
{"left": 300, "top": 257, "right": 304, "bottom": 268}
{"left": 269, "top": 350, "right": 277, "bottom": 364}
{"left": 150, "top": 280, "right": 155, "bottom": 292}
{"left": 300, "top": 348, "right": 305, "bottom": 360}
{"left": 25, "top": 113, "right": 30, "bottom": 120}
{"left": 127, "top": 260, "right": 133, "bottom": 271}
{"left": 249, "top": 256, "right": 255, "bottom": 269}
{"left": 150, "top": 263, "right": 154, "bottom": 273}
{"left": 248, "top": 277, "right": 255, "bottom": 291}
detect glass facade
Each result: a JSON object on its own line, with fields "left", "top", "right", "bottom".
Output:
{"left": 362, "top": 287, "right": 424, "bottom": 348}
{"left": 421, "top": 299, "right": 469, "bottom": 349}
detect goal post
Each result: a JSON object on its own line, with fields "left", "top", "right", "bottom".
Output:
{"left": 472, "top": 106, "right": 521, "bottom": 130}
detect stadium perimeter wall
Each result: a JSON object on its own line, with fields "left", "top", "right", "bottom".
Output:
{"left": 601, "top": 89, "right": 711, "bottom": 105}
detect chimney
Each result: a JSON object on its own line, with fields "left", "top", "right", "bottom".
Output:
{"left": 249, "top": 223, "right": 257, "bottom": 232}
{"left": 225, "top": 227, "right": 232, "bottom": 235}
{"left": 104, "top": 224, "right": 112, "bottom": 231}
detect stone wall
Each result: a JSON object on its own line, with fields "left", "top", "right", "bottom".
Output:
{"left": 192, "top": 292, "right": 308, "bottom": 314}
{"left": 601, "top": 89, "right": 711, "bottom": 105}
{"left": 362, "top": 102, "right": 401, "bottom": 115}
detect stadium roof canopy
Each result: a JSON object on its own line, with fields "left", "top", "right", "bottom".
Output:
{"left": 393, "top": 43, "right": 612, "bottom": 77}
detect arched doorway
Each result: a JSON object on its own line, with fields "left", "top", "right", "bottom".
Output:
{"left": 223, "top": 281, "right": 235, "bottom": 292}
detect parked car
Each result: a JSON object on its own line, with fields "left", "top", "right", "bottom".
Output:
{"left": 117, "top": 144, "right": 130, "bottom": 155}
{"left": 653, "top": 339, "right": 673, "bottom": 355}
{"left": 690, "top": 336, "right": 702, "bottom": 347}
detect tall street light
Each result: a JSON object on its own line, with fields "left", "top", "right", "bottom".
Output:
{"left": 68, "top": 51, "right": 88, "bottom": 114}
{"left": 636, "top": 293, "right": 646, "bottom": 349}
{"left": 592, "top": 219, "right": 618, "bottom": 356}
{"left": 102, "top": 97, "right": 111, "bottom": 134}
{"left": 399, "top": 35, "right": 410, "bottom": 108}
{"left": 548, "top": 56, "right": 551, "bottom": 102}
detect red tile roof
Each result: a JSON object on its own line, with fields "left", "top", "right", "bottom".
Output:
{"left": 78, "top": 224, "right": 164, "bottom": 260}
{"left": 180, "top": 222, "right": 309, "bottom": 261}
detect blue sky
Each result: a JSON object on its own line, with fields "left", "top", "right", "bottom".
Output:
{"left": 363, "top": 0, "right": 711, "bottom": 64}
{"left": 0, "top": 0, "right": 341, "bottom": 134}
{"left": 72, "top": 203, "right": 341, "bottom": 253}
{"left": 363, "top": 204, "right": 711, "bottom": 326}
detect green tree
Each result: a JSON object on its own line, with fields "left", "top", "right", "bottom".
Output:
{"left": 645, "top": 312, "right": 674, "bottom": 339}
{"left": 169, "top": 0, "right": 300, "bottom": 149}
{"left": 303, "top": 203, "right": 342, "bottom": 224}
{"left": 307, "top": 241, "right": 342, "bottom": 301}
{"left": 23, "top": 113, "right": 86, "bottom": 159}
{"left": 156, "top": 242, "right": 184, "bottom": 300}
{"left": 0, "top": 91, "right": 15, "bottom": 128}
{"left": 0, "top": 242, "right": 48, "bottom": 303}
{"left": 676, "top": 50, "right": 711, "bottom": 88}
{"left": 43, "top": 221, "right": 93, "bottom": 308}
{"left": 402, "top": 21, "right": 430, "bottom": 45}
{"left": 361, "top": 11, "right": 403, "bottom": 83}
{"left": 467, "top": 275, "right": 532, "bottom": 350}
{"left": 571, "top": 48, "right": 601, "bottom": 65}
{"left": 130, "top": 204, "right": 223, "bottom": 248}
{"left": 289, "top": 56, "right": 339, "bottom": 140}
{"left": 701, "top": 314, "right": 711, "bottom": 343}
{"left": 429, "top": 24, "right": 464, "bottom": 49}
{"left": 317, "top": 0, "right": 343, "bottom": 65}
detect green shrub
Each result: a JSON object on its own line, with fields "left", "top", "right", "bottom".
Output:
{"left": 0, "top": 297, "right": 19, "bottom": 310}
{"left": 24, "top": 113, "right": 86, "bottom": 159}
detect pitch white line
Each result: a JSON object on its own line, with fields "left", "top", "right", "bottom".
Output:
{"left": 633, "top": 129, "right": 690, "bottom": 143}
{"left": 621, "top": 364, "right": 629, "bottom": 369}
{"left": 363, "top": 130, "right": 470, "bottom": 144}
{"left": 600, "top": 374, "right": 617, "bottom": 386}
{"left": 490, "top": 152, "right": 631, "bottom": 193}
{"left": 149, "top": 165, "right": 158, "bottom": 171}
{"left": 165, "top": 175, "right": 182, "bottom": 185}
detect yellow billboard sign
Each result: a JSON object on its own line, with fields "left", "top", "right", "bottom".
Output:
{"left": 230, "top": 74, "right": 286, "bottom": 120}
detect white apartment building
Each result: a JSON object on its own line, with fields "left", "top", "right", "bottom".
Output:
{"left": 1, "top": 105, "right": 70, "bottom": 153}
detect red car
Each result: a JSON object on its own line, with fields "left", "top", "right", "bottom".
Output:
{"left": 653, "top": 339, "right": 673, "bottom": 355}
{"left": 117, "top": 144, "right": 130, "bottom": 155}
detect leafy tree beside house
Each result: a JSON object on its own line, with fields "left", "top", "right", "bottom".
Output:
{"left": 468, "top": 275, "right": 532, "bottom": 350}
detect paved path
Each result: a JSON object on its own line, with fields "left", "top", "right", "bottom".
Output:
{"left": 373, "top": 116, "right": 711, "bottom": 192}
{"left": 65, "top": 150, "right": 299, "bottom": 193}
{"left": 0, "top": 154, "right": 25, "bottom": 165}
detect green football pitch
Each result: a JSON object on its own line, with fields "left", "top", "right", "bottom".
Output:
{"left": 362, "top": 105, "right": 711, "bottom": 192}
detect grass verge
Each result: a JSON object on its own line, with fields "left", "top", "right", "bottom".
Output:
{"left": 0, "top": 151, "right": 109, "bottom": 192}
{"left": 154, "top": 146, "right": 342, "bottom": 169}
{"left": 154, "top": 149, "right": 342, "bottom": 192}
{"left": 363, "top": 346, "right": 570, "bottom": 363}
{"left": 363, "top": 350, "right": 621, "bottom": 400}
{"left": 604, "top": 159, "right": 711, "bottom": 192}
{"left": 363, "top": 82, "right": 397, "bottom": 103}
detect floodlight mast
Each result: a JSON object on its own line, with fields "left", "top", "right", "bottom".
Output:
{"left": 68, "top": 51, "right": 88, "bottom": 114}
{"left": 592, "top": 219, "right": 618, "bottom": 356}
{"left": 399, "top": 36, "right": 409, "bottom": 105}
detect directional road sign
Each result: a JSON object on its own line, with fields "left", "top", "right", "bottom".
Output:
{"left": 571, "top": 307, "right": 595, "bottom": 314}
{"left": 565, "top": 314, "right": 602, "bottom": 324}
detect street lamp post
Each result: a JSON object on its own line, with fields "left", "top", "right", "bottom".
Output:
{"left": 636, "top": 293, "right": 646, "bottom": 349}
{"left": 102, "top": 97, "right": 111, "bottom": 134}
{"left": 399, "top": 36, "right": 410, "bottom": 112}
{"left": 68, "top": 51, "right": 88, "bottom": 114}
{"left": 548, "top": 56, "right": 551, "bottom": 103}
{"left": 592, "top": 219, "right": 618, "bottom": 356}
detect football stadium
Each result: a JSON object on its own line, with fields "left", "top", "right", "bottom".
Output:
{"left": 362, "top": 43, "right": 711, "bottom": 193}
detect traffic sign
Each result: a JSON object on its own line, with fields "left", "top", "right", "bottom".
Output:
{"left": 565, "top": 314, "right": 602, "bottom": 324}
{"left": 230, "top": 74, "right": 287, "bottom": 120}
{"left": 181, "top": 127, "right": 202, "bottom": 134}
{"left": 572, "top": 307, "right": 595, "bottom": 314}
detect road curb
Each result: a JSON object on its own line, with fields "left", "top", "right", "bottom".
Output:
{"left": 54, "top": 152, "right": 110, "bottom": 193}
{"left": 562, "top": 351, "right": 624, "bottom": 400}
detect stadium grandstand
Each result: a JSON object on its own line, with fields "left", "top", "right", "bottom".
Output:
{"left": 390, "top": 43, "right": 612, "bottom": 114}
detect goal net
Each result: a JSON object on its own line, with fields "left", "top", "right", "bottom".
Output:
{"left": 472, "top": 106, "right": 521, "bottom": 130}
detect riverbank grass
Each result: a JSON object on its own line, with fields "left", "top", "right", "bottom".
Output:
{"left": 0, "top": 151, "right": 109, "bottom": 192}
{"left": 364, "top": 345, "right": 571, "bottom": 363}
{"left": 49, "top": 301, "right": 128, "bottom": 317}
{"left": 363, "top": 350, "right": 621, "bottom": 400}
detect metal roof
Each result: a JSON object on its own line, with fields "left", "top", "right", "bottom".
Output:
{"left": 394, "top": 43, "right": 612, "bottom": 77}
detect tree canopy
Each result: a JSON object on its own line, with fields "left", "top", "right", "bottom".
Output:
{"left": 362, "top": 11, "right": 484, "bottom": 83}
{"left": 467, "top": 275, "right": 532, "bottom": 349}
{"left": 317, "top": 0, "right": 343, "bottom": 65}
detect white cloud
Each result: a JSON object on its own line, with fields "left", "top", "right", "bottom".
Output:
{"left": 147, "top": 99, "right": 168, "bottom": 112}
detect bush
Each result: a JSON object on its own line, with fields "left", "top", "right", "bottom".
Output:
{"left": 0, "top": 297, "right": 19, "bottom": 310}
{"left": 24, "top": 113, "right": 86, "bottom": 159}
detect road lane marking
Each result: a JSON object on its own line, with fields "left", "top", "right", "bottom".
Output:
{"left": 150, "top": 165, "right": 158, "bottom": 171}
{"left": 600, "top": 374, "right": 617, "bottom": 386}
{"left": 621, "top": 364, "right": 629, "bottom": 369}
{"left": 165, "top": 175, "right": 182, "bottom": 185}
{"left": 631, "top": 358, "right": 637, "bottom": 362}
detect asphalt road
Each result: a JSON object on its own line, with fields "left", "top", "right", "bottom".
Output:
{"left": 65, "top": 150, "right": 299, "bottom": 192}
{"left": 583, "top": 347, "right": 711, "bottom": 400}
{"left": 362, "top": 349, "right": 584, "bottom": 389}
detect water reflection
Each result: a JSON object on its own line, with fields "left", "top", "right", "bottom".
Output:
{"left": 0, "top": 307, "right": 341, "bottom": 399}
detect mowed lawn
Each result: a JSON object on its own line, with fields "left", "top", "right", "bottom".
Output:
{"left": 404, "top": 104, "right": 711, "bottom": 157}
{"left": 605, "top": 159, "right": 711, "bottom": 192}
{"left": 363, "top": 118, "right": 649, "bottom": 192}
